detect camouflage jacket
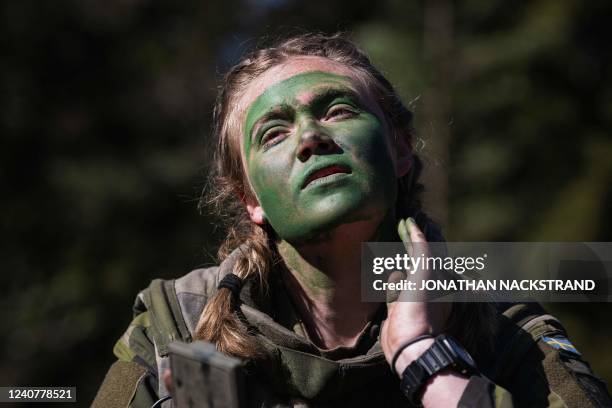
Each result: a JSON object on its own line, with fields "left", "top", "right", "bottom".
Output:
{"left": 93, "top": 248, "right": 612, "bottom": 407}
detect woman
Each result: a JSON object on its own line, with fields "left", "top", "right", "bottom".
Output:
{"left": 93, "top": 34, "right": 611, "bottom": 407}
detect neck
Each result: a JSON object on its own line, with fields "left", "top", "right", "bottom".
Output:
{"left": 277, "top": 211, "right": 398, "bottom": 349}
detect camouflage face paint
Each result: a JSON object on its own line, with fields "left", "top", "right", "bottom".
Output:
{"left": 243, "top": 71, "right": 398, "bottom": 244}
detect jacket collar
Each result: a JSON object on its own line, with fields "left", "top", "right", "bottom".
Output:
{"left": 215, "top": 246, "right": 396, "bottom": 401}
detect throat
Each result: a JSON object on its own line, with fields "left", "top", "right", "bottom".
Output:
{"left": 277, "top": 239, "right": 380, "bottom": 350}
{"left": 275, "top": 211, "right": 397, "bottom": 349}
{"left": 283, "top": 269, "right": 379, "bottom": 349}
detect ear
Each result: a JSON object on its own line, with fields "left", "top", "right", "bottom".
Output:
{"left": 395, "top": 132, "right": 412, "bottom": 178}
{"left": 235, "top": 186, "right": 267, "bottom": 225}
{"left": 246, "top": 203, "right": 266, "bottom": 225}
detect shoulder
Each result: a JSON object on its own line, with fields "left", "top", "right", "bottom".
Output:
{"left": 173, "top": 266, "right": 224, "bottom": 338}
{"left": 98, "top": 244, "right": 260, "bottom": 407}
{"left": 108, "top": 267, "right": 225, "bottom": 405}
{"left": 491, "top": 302, "right": 611, "bottom": 407}
{"left": 120, "top": 266, "right": 224, "bottom": 357}
{"left": 114, "top": 266, "right": 224, "bottom": 366}
{"left": 116, "top": 245, "right": 249, "bottom": 365}
{"left": 97, "top": 266, "right": 226, "bottom": 407}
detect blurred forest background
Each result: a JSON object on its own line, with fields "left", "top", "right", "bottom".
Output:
{"left": 1, "top": 0, "right": 611, "bottom": 405}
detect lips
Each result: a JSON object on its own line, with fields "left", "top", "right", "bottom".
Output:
{"left": 302, "top": 164, "right": 352, "bottom": 189}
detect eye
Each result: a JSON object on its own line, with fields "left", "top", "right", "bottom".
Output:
{"left": 325, "top": 104, "right": 358, "bottom": 120}
{"left": 260, "top": 127, "right": 288, "bottom": 149}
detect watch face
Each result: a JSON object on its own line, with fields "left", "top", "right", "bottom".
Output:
{"left": 443, "top": 336, "right": 476, "bottom": 367}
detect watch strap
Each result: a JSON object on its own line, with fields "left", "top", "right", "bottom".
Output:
{"left": 399, "top": 335, "right": 476, "bottom": 405}
{"left": 400, "top": 361, "right": 429, "bottom": 406}
{"left": 400, "top": 341, "right": 453, "bottom": 406}
{"left": 418, "top": 339, "right": 454, "bottom": 374}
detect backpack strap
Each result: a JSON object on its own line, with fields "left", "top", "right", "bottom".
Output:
{"left": 141, "top": 278, "right": 192, "bottom": 357}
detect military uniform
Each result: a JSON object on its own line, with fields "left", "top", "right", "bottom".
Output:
{"left": 93, "top": 248, "right": 612, "bottom": 407}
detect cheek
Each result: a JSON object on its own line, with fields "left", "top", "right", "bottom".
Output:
{"left": 336, "top": 118, "right": 395, "bottom": 169}
{"left": 247, "top": 152, "right": 293, "bottom": 202}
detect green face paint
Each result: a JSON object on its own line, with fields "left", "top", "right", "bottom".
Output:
{"left": 243, "top": 71, "right": 398, "bottom": 244}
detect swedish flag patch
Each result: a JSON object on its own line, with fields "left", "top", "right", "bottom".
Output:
{"left": 541, "top": 335, "right": 581, "bottom": 355}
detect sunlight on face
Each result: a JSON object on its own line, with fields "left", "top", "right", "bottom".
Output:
{"left": 238, "top": 57, "right": 400, "bottom": 244}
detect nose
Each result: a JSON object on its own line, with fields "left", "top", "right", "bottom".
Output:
{"left": 296, "top": 127, "right": 337, "bottom": 162}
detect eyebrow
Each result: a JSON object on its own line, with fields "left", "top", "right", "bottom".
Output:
{"left": 250, "top": 105, "right": 294, "bottom": 142}
{"left": 249, "top": 86, "right": 363, "bottom": 142}
{"left": 308, "top": 86, "right": 363, "bottom": 110}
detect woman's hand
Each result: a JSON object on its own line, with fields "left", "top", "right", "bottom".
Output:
{"left": 380, "top": 217, "right": 451, "bottom": 376}
{"left": 162, "top": 369, "right": 174, "bottom": 395}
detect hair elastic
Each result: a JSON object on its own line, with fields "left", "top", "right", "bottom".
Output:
{"left": 218, "top": 273, "right": 243, "bottom": 298}
{"left": 391, "top": 334, "right": 435, "bottom": 374}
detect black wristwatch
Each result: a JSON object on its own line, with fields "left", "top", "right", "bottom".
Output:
{"left": 399, "top": 334, "right": 478, "bottom": 406}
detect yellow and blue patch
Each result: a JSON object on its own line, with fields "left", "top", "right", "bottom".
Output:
{"left": 541, "top": 335, "right": 581, "bottom": 355}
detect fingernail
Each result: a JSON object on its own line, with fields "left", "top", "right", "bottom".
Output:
{"left": 407, "top": 217, "right": 416, "bottom": 226}
{"left": 397, "top": 219, "right": 405, "bottom": 234}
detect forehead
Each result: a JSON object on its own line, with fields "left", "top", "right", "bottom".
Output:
{"left": 239, "top": 56, "right": 360, "bottom": 111}
{"left": 243, "top": 71, "right": 359, "bottom": 137}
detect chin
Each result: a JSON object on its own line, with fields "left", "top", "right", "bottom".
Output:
{"left": 280, "top": 195, "right": 390, "bottom": 244}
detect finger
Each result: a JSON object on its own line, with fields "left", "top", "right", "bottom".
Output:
{"left": 397, "top": 218, "right": 413, "bottom": 258}
{"left": 405, "top": 217, "right": 426, "bottom": 243}
{"left": 163, "top": 369, "right": 174, "bottom": 394}
{"left": 406, "top": 217, "right": 429, "bottom": 261}
{"left": 386, "top": 270, "right": 405, "bottom": 304}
